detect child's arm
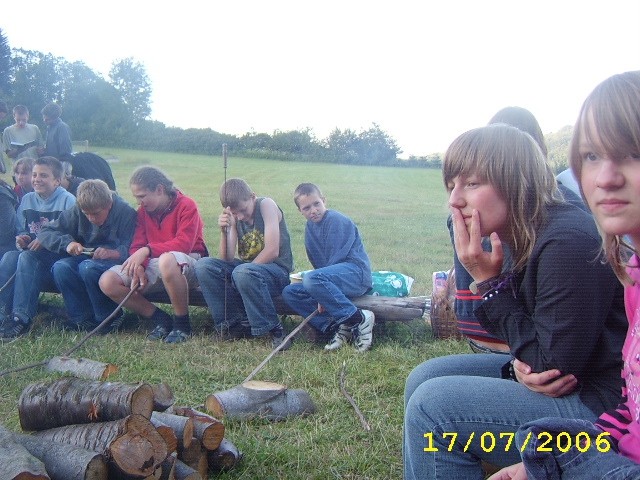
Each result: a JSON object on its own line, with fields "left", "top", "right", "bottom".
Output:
{"left": 218, "top": 206, "right": 237, "bottom": 261}
{"left": 251, "top": 198, "right": 280, "bottom": 264}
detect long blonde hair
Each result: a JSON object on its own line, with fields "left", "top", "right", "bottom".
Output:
{"left": 569, "top": 71, "right": 640, "bottom": 284}
{"left": 443, "top": 124, "right": 562, "bottom": 271}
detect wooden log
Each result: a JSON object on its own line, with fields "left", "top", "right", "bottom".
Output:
{"left": 172, "top": 407, "right": 224, "bottom": 451}
{"left": 207, "top": 437, "right": 243, "bottom": 472}
{"left": 12, "top": 432, "right": 107, "bottom": 480}
{"left": 272, "top": 294, "right": 428, "bottom": 322}
{"left": 0, "top": 424, "right": 49, "bottom": 479}
{"left": 45, "top": 356, "right": 118, "bottom": 381}
{"left": 33, "top": 414, "right": 167, "bottom": 478}
{"left": 152, "top": 423, "right": 178, "bottom": 454}
{"left": 152, "top": 383, "right": 175, "bottom": 412}
{"left": 19, "top": 377, "right": 154, "bottom": 431}
{"left": 205, "top": 380, "right": 316, "bottom": 421}
{"left": 173, "top": 459, "right": 201, "bottom": 480}
{"left": 151, "top": 411, "right": 194, "bottom": 450}
{"left": 158, "top": 453, "right": 177, "bottom": 480}
{"left": 177, "top": 438, "right": 207, "bottom": 479}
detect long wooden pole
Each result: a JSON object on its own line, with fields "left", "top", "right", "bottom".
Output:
{"left": 243, "top": 309, "right": 319, "bottom": 383}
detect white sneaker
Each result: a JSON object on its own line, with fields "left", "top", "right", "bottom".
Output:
{"left": 324, "top": 324, "right": 353, "bottom": 351}
{"left": 354, "top": 310, "right": 375, "bottom": 352}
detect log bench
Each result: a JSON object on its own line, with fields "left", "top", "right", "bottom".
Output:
{"left": 43, "top": 287, "right": 429, "bottom": 323}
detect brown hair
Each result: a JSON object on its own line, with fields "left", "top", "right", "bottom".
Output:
{"left": 568, "top": 71, "right": 640, "bottom": 284}
{"left": 443, "top": 123, "right": 561, "bottom": 271}
{"left": 219, "top": 178, "right": 254, "bottom": 208}
{"left": 293, "top": 183, "right": 323, "bottom": 208}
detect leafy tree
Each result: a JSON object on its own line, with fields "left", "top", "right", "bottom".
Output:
{"left": 546, "top": 125, "right": 573, "bottom": 173}
{"left": 0, "top": 28, "right": 11, "bottom": 97}
{"left": 109, "top": 57, "right": 152, "bottom": 124}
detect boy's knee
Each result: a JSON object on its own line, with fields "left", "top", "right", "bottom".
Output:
{"left": 195, "top": 258, "right": 222, "bottom": 279}
{"left": 158, "top": 252, "right": 180, "bottom": 276}
{"left": 99, "top": 271, "right": 121, "bottom": 296}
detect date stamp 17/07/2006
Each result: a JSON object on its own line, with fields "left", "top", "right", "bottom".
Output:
{"left": 423, "top": 431, "right": 612, "bottom": 454}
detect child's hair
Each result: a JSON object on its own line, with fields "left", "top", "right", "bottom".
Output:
{"left": 293, "top": 183, "right": 323, "bottom": 207}
{"left": 488, "top": 106, "right": 548, "bottom": 157}
{"left": 220, "top": 178, "right": 254, "bottom": 208}
{"left": 13, "top": 156, "right": 35, "bottom": 174}
{"left": 443, "top": 123, "right": 562, "bottom": 271}
{"left": 12, "top": 105, "right": 28, "bottom": 116}
{"left": 129, "top": 166, "right": 176, "bottom": 195}
{"left": 76, "top": 179, "right": 112, "bottom": 211}
{"left": 35, "top": 156, "right": 63, "bottom": 180}
{"left": 569, "top": 70, "right": 640, "bottom": 284}
{"left": 41, "top": 103, "right": 62, "bottom": 119}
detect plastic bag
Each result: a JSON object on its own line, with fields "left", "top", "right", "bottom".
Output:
{"left": 368, "top": 271, "right": 414, "bottom": 297}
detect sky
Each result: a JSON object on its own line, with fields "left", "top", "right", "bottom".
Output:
{"left": 3, "top": 0, "right": 639, "bottom": 158}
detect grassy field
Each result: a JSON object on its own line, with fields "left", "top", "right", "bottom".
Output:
{"left": 0, "top": 150, "right": 469, "bottom": 479}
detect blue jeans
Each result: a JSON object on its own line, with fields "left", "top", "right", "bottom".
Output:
{"left": 12, "top": 249, "right": 61, "bottom": 323}
{"left": 517, "top": 417, "right": 640, "bottom": 479}
{"left": 52, "top": 257, "right": 119, "bottom": 326}
{"left": 281, "top": 263, "right": 370, "bottom": 332}
{"left": 403, "top": 354, "right": 599, "bottom": 480}
{"left": 195, "top": 258, "right": 290, "bottom": 336}
{"left": 0, "top": 250, "right": 21, "bottom": 315}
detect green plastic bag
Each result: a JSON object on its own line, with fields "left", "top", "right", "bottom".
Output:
{"left": 368, "top": 271, "right": 414, "bottom": 297}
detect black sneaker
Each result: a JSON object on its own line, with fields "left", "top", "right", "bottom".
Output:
{"left": 147, "top": 325, "right": 170, "bottom": 341}
{"left": 217, "top": 323, "right": 252, "bottom": 341}
{"left": 0, "top": 317, "right": 31, "bottom": 341}
{"left": 270, "top": 325, "right": 292, "bottom": 351}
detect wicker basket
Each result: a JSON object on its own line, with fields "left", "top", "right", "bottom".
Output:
{"left": 429, "top": 268, "right": 464, "bottom": 340}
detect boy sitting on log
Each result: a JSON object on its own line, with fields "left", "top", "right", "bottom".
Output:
{"left": 195, "top": 178, "right": 294, "bottom": 350}
{"left": 99, "top": 166, "right": 208, "bottom": 344}
{"left": 37, "top": 179, "right": 137, "bottom": 331}
{"left": 0, "top": 156, "right": 76, "bottom": 340}
{"left": 281, "top": 183, "right": 374, "bottom": 352}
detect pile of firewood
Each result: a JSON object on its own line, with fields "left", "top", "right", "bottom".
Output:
{"left": 0, "top": 377, "right": 243, "bottom": 480}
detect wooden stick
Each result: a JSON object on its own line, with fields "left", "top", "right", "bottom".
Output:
{"left": 339, "top": 360, "right": 371, "bottom": 431}
{"left": 0, "top": 286, "right": 138, "bottom": 378}
{"left": 243, "top": 309, "right": 318, "bottom": 383}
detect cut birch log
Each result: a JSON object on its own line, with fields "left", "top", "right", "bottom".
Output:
{"left": 19, "top": 377, "right": 154, "bottom": 431}
{"left": 0, "top": 424, "right": 49, "bottom": 479}
{"left": 151, "top": 411, "right": 194, "bottom": 450}
{"left": 172, "top": 407, "right": 224, "bottom": 450}
{"left": 173, "top": 459, "right": 201, "bottom": 480}
{"left": 207, "top": 437, "right": 243, "bottom": 472}
{"left": 205, "top": 380, "right": 316, "bottom": 421}
{"left": 45, "top": 356, "right": 118, "bottom": 381}
{"left": 151, "top": 423, "right": 178, "bottom": 454}
{"left": 152, "top": 383, "right": 175, "bottom": 412}
{"left": 33, "top": 414, "right": 167, "bottom": 478}
{"left": 177, "top": 437, "right": 207, "bottom": 478}
{"left": 12, "top": 431, "right": 107, "bottom": 480}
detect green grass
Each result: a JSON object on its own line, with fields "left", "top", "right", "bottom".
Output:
{"left": 0, "top": 149, "right": 469, "bottom": 479}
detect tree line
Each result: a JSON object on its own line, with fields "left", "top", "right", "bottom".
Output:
{"left": 0, "top": 28, "right": 572, "bottom": 170}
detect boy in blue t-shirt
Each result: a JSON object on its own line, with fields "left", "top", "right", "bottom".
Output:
{"left": 282, "top": 183, "right": 374, "bottom": 352}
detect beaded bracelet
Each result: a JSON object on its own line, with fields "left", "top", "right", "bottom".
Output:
{"left": 469, "top": 272, "right": 515, "bottom": 296}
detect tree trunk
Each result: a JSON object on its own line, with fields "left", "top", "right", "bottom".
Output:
{"left": 173, "top": 459, "right": 201, "bottom": 480}
{"left": 33, "top": 414, "right": 167, "bottom": 478}
{"left": 19, "top": 377, "right": 154, "bottom": 431}
{"left": 151, "top": 411, "right": 194, "bottom": 450}
{"left": 12, "top": 432, "right": 107, "bottom": 480}
{"left": 0, "top": 425, "right": 49, "bottom": 480}
{"left": 207, "top": 437, "right": 243, "bottom": 472}
{"left": 152, "top": 383, "right": 175, "bottom": 412}
{"left": 45, "top": 356, "right": 118, "bottom": 380}
{"left": 205, "top": 380, "right": 316, "bottom": 421}
{"left": 172, "top": 407, "right": 224, "bottom": 450}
